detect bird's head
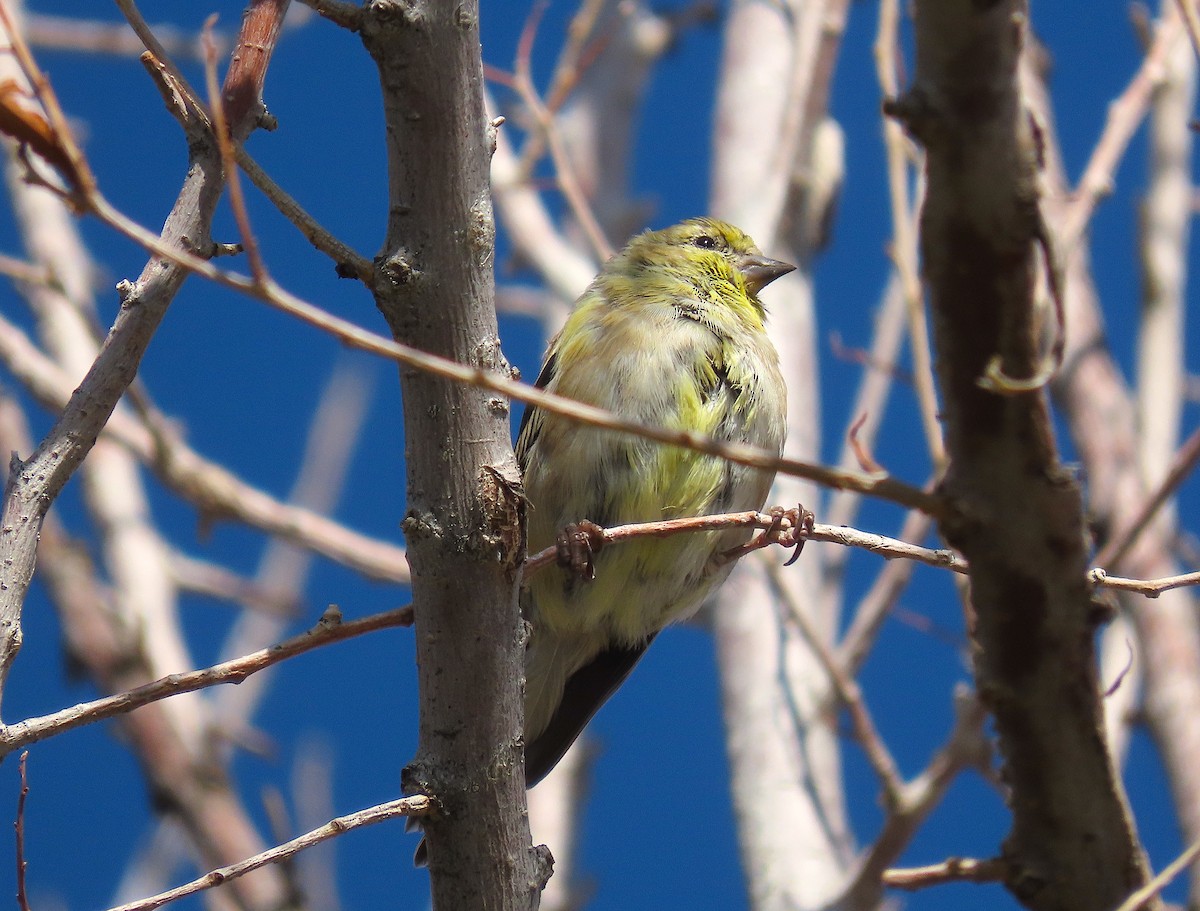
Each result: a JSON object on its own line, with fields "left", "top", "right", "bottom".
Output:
{"left": 626, "top": 217, "right": 796, "bottom": 299}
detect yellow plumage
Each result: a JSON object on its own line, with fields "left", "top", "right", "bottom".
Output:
{"left": 517, "top": 217, "right": 791, "bottom": 784}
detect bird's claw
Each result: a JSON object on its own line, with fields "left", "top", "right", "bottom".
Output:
{"left": 778, "top": 505, "right": 816, "bottom": 566}
{"left": 556, "top": 520, "right": 605, "bottom": 581}
{"left": 721, "top": 505, "right": 815, "bottom": 565}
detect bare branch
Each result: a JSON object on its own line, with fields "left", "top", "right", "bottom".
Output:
{"left": 893, "top": 3, "right": 1153, "bottom": 908}
{"left": 875, "top": 0, "right": 943, "bottom": 466}
{"left": 105, "top": 796, "right": 432, "bottom": 911}
{"left": 0, "top": 605, "right": 413, "bottom": 757}
{"left": 236, "top": 147, "right": 373, "bottom": 282}
{"left": 1094, "top": 425, "right": 1200, "bottom": 570}
{"left": 1059, "top": 17, "right": 1183, "bottom": 255}
{"left": 883, "top": 857, "right": 1008, "bottom": 891}
{"left": 847, "top": 688, "right": 992, "bottom": 907}
{"left": 1112, "top": 837, "right": 1200, "bottom": 911}
{"left": 1028, "top": 35, "right": 1200, "bottom": 901}
{"left": 15, "top": 752, "right": 29, "bottom": 911}
{"left": 0, "top": 313, "right": 409, "bottom": 582}
{"left": 26, "top": 13, "right": 229, "bottom": 62}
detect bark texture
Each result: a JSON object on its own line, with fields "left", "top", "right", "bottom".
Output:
{"left": 360, "top": 2, "right": 539, "bottom": 908}
{"left": 893, "top": 3, "right": 1153, "bottom": 909}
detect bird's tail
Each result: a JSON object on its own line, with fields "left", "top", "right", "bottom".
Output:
{"left": 523, "top": 627, "right": 655, "bottom": 788}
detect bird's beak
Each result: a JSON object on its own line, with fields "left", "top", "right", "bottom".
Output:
{"left": 737, "top": 254, "right": 796, "bottom": 295}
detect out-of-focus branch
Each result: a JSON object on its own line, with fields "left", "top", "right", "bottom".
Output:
{"left": 167, "top": 552, "right": 298, "bottom": 616}
{"left": 512, "top": 22, "right": 612, "bottom": 261}
{"left": 550, "top": 0, "right": 678, "bottom": 242}
{"left": 708, "top": 0, "right": 854, "bottom": 907}
{"left": 125, "top": 360, "right": 375, "bottom": 895}
{"left": 874, "top": 0, "right": 943, "bottom": 468}
{"left": 0, "top": 7, "right": 304, "bottom": 909}
{"left": 836, "top": 506, "right": 937, "bottom": 675}
{"left": 823, "top": 275, "right": 908, "bottom": 533}
{"left": 527, "top": 743, "right": 592, "bottom": 911}
{"left": 0, "top": 388, "right": 285, "bottom": 911}
{"left": 491, "top": 95, "right": 597, "bottom": 309}
{"left": 1094, "top": 426, "right": 1200, "bottom": 571}
{"left": 891, "top": 4, "right": 1153, "bottom": 911}
{"left": 1135, "top": 0, "right": 1194, "bottom": 525}
{"left": 1059, "top": 17, "right": 1182, "bottom": 256}
{"left": 26, "top": 12, "right": 230, "bottom": 61}
{"left": 0, "top": 313, "right": 409, "bottom": 583}
{"left": 847, "top": 687, "right": 992, "bottom": 908}
{"left": 211, "top": 360, "right": 374, "bottom": 721}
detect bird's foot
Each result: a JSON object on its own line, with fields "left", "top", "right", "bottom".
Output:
{"left": 721, "top": 505, "right": 815, "bottom": 566}
{"left": 555, "top": 519, "right": 606, "bottom": 581}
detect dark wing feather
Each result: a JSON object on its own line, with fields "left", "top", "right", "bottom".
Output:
{"left": 515, "top": 350, "right": 557, "bottom": 469}
{"left": 525, "top": 633, "right": 658, "bottom": 787}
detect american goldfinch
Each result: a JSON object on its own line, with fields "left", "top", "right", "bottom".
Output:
{"left": 518, "top": 217, "right": 791, "bottom": 786}
{"left": 413, "top": 218, "right": 790, "bottom": 866}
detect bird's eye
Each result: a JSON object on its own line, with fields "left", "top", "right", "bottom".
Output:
{"left": 692, "top": 235, "right": 718, "bottom": 250}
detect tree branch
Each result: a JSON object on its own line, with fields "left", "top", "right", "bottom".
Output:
{"left": 890, "top": 3, "right": 1153, "bottom": 909}
{"left": 360, "top": 1, "right": 540, "bottom": 904}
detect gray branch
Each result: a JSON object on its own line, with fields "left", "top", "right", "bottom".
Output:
{"left": 359, "top": 1, "right": 541, "bottom": 906}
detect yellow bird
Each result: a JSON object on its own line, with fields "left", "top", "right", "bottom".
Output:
{"left": 517, "top": 217, "right": 791, "bottom": 785}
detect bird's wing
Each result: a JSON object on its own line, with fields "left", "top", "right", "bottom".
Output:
{"left": 524, "top": 633, "right": 658, "bottom": 788}
{"left": 515, "top": 349, "right": 557, "bottom": 469}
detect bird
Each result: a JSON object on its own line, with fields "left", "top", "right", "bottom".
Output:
{"left": 517, "top": 217, "right": 791, "bottom": 788}
{"left": 413, "top": 217, "right": 791, "bottom": 866}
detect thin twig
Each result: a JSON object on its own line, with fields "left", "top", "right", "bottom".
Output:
{"left": 0, "top": 313, "right": 409, "bottom": 582}
{"left": 104, "top": 796, "right": 431, "bottom": 911}
{"left": 882, "top": 856, "right": 1008, "bottom": 890}
{"left": 15, "top": 751, "right": 29, "bottom": 911}
{"left": 875, "top": 0, "right": 944, "bottom": 468}
{"left": 0, "top": 605, "right": 413, "bottom": 757}
{"left": 837, "top": 507, "right": 938, "bottom": 674}
{"left": 523, "top": 509, "right": 966, "bottom": 575}
{"left": 202, "top": 18, "right": 266, "bottom": 284}
{"left": 1089, "top": 566, "right": 1200, "bottom": 597}
{"left": 511, "top": 4, "right": 612, "bottom": 260}
{"left": 236, "top": 147, "right": 373, "bottom": 282}
{"left": 1111, "top": 835, "right": 1200, "bottom": 911}
{"left": 764, "top": 558, "right": 907, "bottom": 807}
{"left": 70, "top": 187, "right": 947, "bottom": 513}
{"left": 113, "top": 0, "right": 200, "bottom": 108}
{"left": 0, "top": 0, "right": 95, "bottom": 195}
{"left": 515, "top": 0, "right": 607, "bottom": 175}
{"left": 845, "top": 687, "right": 992, "bottom": 907}
{"left": 1094, "top": 424, "right": 1200, "bottom": 570}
